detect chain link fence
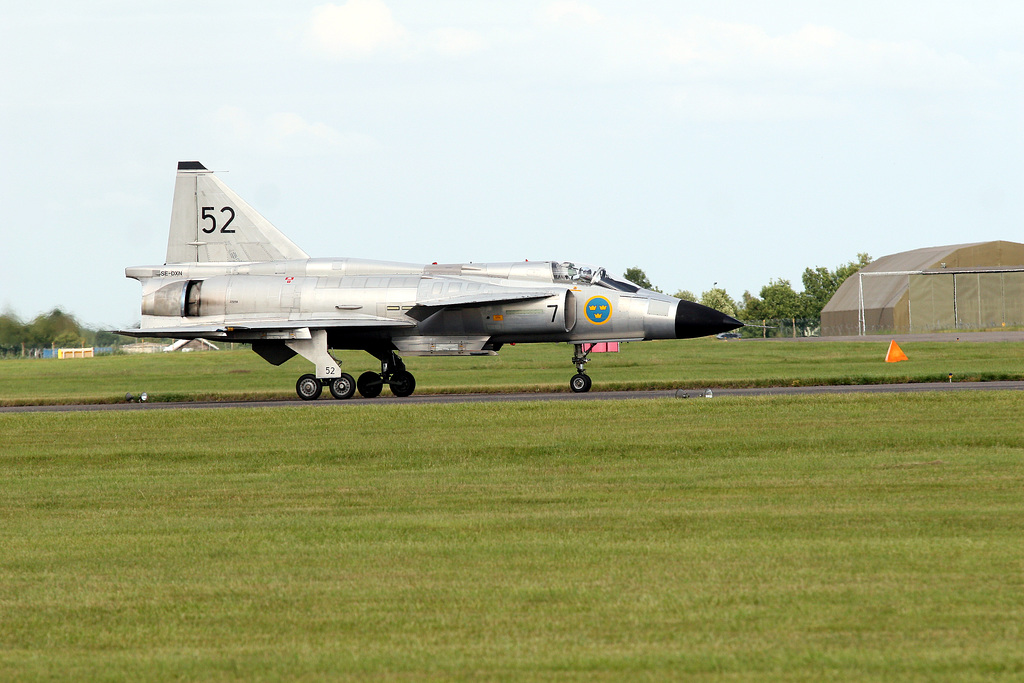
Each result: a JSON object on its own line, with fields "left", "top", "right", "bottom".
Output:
{"left": 737, "top": 319, "right": 821, "bottom": 339}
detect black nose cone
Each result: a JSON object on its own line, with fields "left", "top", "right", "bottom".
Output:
{"left": 675, "top": 300, "right": 744, "bottom": 339}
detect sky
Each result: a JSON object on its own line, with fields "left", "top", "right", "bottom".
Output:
{"left": 2, "top": 1, "right": 1022, "bottom": 328}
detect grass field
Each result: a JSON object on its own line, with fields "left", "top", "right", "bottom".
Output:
{"left": 2, "top": 394, "right": 1023, "bottom": 680}
{"left": 4, "top": 337, "right": 1024, "bottom": 405}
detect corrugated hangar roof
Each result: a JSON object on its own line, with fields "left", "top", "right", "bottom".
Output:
{"left": 824, "top": 241, "right": 1024, "bottom": 314}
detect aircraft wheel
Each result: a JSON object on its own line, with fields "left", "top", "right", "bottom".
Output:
{"left": 357, "top": 371, "right": 384, "bottom": 398}
{"left": 569, "top": 373, "right": 592, "bottom": 393}
{"left": 296, "top": 374, "right": 323, "bottom": 400}
{"left": 390, "top": 370, "right": 416, "bottom": 397}
{"left": 329, "top": 373, "right": 356, "bottom": 400}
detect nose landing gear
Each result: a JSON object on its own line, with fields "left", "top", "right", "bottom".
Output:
{"left": 569, "top": 343, "right": 593, "bottom": 393}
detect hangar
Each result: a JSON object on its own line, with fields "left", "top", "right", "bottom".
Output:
{"left": 821, "top": 241, "right": 1024, "bottom": 336}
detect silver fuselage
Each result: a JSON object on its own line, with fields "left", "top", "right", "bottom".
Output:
{"left": 128, "top": 257, "right": 679, "bottom": 355}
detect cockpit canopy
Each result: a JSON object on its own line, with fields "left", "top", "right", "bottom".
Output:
{"left": 552, "top": 262, "right": 640, "bottom": 293}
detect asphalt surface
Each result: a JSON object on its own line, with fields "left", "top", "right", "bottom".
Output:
{"left": 5, "top": 380, "right": 1024, "bottom": 413}
{"left": 759, "top": 331, "right": 1024, "bottom": 343}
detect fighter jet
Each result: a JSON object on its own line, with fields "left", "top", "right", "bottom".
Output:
{"left": 117, "top": 162, "right": 743, "bottom": 399}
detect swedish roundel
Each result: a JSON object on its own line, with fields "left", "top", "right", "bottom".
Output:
{"left": 585, "top": 295, "right": 612, "bottom": 325}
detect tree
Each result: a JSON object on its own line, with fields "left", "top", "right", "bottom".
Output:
{"left": 0, "top": 312, "right": 24, "bottom": 347}
{"left": 673, "top": 290, "right": 696, "bottom": 302}
{"left": 737, "top": 291, "right": 759, "bottom": 320}
{"left": 801, "top": 253, "right": 872, "bottom": 318}
{"left": 53, "top": 331, "right": 86, "bottom": 349}
{"left": 623, "top": 266, "right": 661, "bottom": 292}
{"left": 4, "top": 308, "right": 87, "bottom": 348}
{"left": 0, "top": 307, "right": 124, "bottom": 353}
{"left": 699, "top": 288, "right": 739, "bottom": 318}
{"left": 25, "top": 309, "right": 81, "bottom": 347}
{"left": 753, "top": 279, "right": 802, "bottom": 320}
{"left": 93, "top": 329, "right": 121, "bottom": 346}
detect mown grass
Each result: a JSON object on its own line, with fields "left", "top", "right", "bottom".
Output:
{"left": 4, "top": 337, "right": 1024, "bottom": 405}
{"left": 1, "top": 394, "right": 1023, "bottom": 680}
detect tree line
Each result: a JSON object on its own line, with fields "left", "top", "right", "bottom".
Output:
{"left": 624, "top": 253, "right": 873, "bottom": 322}
{"left": 0, "top": 309, "right": 121, "bottom": 356}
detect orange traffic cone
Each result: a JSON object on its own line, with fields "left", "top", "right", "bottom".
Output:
{"left": 885, "top": 340, "right": 908, "bottom": 363}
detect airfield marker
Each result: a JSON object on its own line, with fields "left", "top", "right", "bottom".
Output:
{"left": 885, "top": 340, "right": 909, "bottom": 363}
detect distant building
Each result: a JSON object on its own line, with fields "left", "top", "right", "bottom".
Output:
{"left": 164, "top": 339, "right": 219, "bottom": 352}
{"left": 57, "top": 347, "right": 94, "bottom": 359}
{"left": 121, "top": 342, "right": 166, "bottom": 354}
{"left": 822, "top": 241, "right": 1024, "bottom": 335}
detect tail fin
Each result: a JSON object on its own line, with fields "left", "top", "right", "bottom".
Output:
{"left": 166, "top": 161, "right": 309, "bottom": 264}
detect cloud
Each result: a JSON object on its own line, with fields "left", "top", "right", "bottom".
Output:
{"left": 304, "top": 0, "right": 405, "bottom": 59}
{"left": 659, "top": 19, "right": 982, "bottom": 91}
{"left": 529, "top": 8, "right": 991, "bottom": 122}
{"left": 302, "top": 1, "right": 487, "bottom": 60}
{"left": 430, "top": 27, "right": 487, "bottom": 57}
{"left": 541, "top": 1, "right": 604, "bottom": 26}
{"left": 213, "top": 107, "right": 375, "bottom": 155}
{"left": 538, "top": 9, "right": 985, "bottom": 93}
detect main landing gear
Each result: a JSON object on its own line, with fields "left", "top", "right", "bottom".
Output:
{"left": 569, "top": 343, "right": 593, "bottom": 393}
{"left": 357, "top": 350, "right": 416, "bottom": 398}
{"left": 287, "top": 329, "right": 359, "bottom": 401}
{"left": 295, "top": 372, "right": 356, "bottom": 401}
{"left": 295, "top": 350, "right": 416, "bottom": 400}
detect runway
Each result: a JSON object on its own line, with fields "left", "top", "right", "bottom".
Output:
{"left": 5, "top": 380, "right": 1024, "bottom": 413}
